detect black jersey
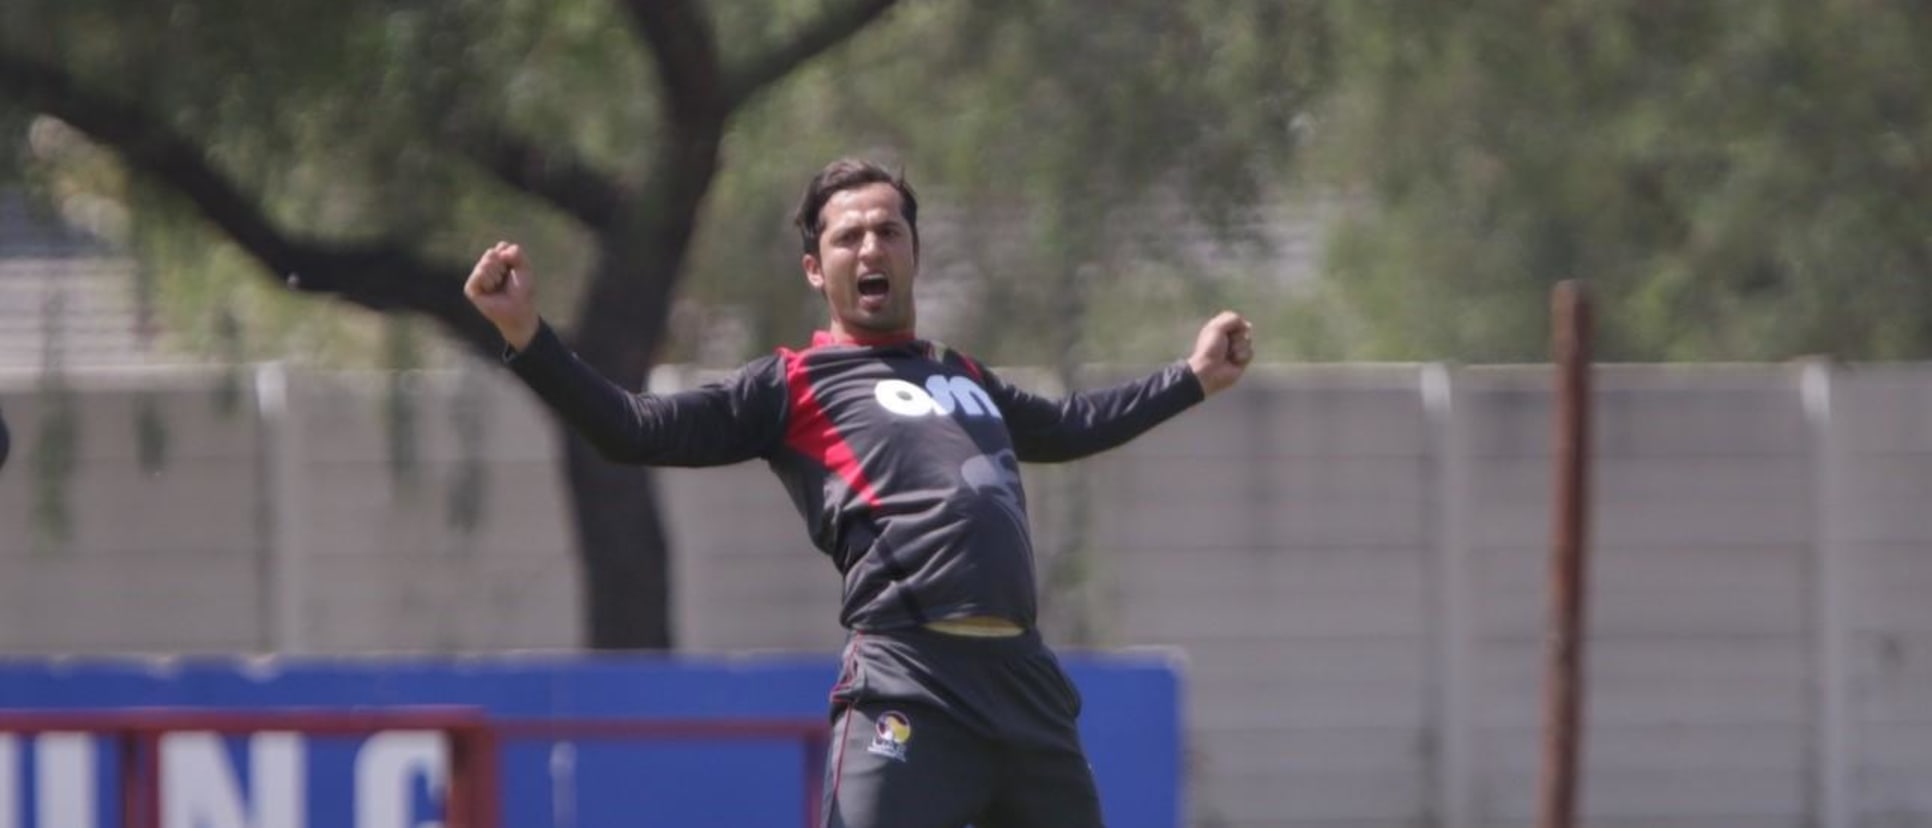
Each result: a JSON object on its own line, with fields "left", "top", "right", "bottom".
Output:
{"left": 508, "top": 325, "right": 1204, "bottom": 631}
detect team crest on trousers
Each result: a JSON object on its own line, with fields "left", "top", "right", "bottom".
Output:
{"left": 868, "top": 711, "right": 913, "bottom": 762}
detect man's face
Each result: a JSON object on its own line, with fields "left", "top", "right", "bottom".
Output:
{"left": 803, "top": 182, "right": 917, "bottom": 339}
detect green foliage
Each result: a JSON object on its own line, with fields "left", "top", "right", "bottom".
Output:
{"left": 683, "top": 0, "right": 1330, "bottom": 366}
{"left": 31, "top": 294, "right": 76, "bottom": 556}
{"left": 1313, "top": 0, "right": 1932, "bottom": 361}
{"left": 384, "top": 317, "right": 423, "bottom": 490}
{"left": 30, "top": 395, "right": 76, "bottom": 556}
{"left": 5, "top": 0, "right": 1338, "bottom": 370}
{"left": 208, "top": 307, "right": 248, "bottom": 417}
{"left": 3, "top": 0, "right": 614, "bottom": 365}
{"left": 14, "top": 0, "right": 1924, "bottom": 367}
{"left": 445, "top": 363, "right": 489, "bottom": 539}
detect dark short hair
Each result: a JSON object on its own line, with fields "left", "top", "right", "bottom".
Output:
{"left": 792, "top": 158, "right": 919, "bottom": 257}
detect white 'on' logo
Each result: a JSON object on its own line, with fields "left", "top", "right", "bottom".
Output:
{"left": 874, "top": 376, "right": 1002, "bottom": 419}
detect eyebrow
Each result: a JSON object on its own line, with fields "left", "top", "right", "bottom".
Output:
{"left": 829, "top": 213, "right": 907, "bottom": 234}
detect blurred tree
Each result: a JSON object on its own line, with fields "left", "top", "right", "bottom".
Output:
{"left": 0, "top": 0, "right": 906, "bottom": 649}
{"left": 1312, "top": 0, "right": 1932, "bottom": 362}
{"left": 688, "top": 1, "right": 1330, "bottom": 370}
{"left": 0, "top": 0, "right": 1331, "bottom": 648}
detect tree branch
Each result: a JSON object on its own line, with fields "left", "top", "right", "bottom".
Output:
{"left": 0, "top": 52, "right": 303, "bottom": 268}
{"left": 0, "top": 51, "right": 503, "bottom": 355}
{"left": 723, "top": 0, "right": 902, "bottom": 109}
{"left": 450, "top": 120, "right": 625, "bottom": 230}
{"left": 619, "top": 0, "right": 727, "bottom": 122}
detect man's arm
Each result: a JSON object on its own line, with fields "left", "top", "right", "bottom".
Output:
{"left": 467, "top": 243, "right": 784, "bottom": 466}
{"left": 984, "top": 311, "right": 1254, "bottom": 463}
{"left": 506, "top": 326, "right": 784, "bottom": 465}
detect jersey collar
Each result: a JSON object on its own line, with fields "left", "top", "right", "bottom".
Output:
{"left": 811, "top": 329, "right": 919, "bottom": 348}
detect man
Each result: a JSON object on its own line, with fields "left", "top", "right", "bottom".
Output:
{"left": 466, "top": 158, "right": 1253, "bottom": 827}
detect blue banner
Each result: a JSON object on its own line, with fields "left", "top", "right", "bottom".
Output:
{"left": 0, "top": 653, "right": 1180, "bottom": 827}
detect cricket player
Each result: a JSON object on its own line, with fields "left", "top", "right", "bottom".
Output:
{"left": 466, "top": 158, "right": 1253, "bottom": 827}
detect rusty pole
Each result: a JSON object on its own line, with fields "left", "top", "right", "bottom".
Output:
{"left": 1539, "top": 280, "right": 1593, "bottom": 828}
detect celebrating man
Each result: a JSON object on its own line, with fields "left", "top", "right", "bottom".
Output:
{"left": 467, "top": 158, "right": 1253, "bottom": 827}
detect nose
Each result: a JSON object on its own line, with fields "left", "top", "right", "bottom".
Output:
{"left": 858, "top": 232, "right": 884, "bottom": 262}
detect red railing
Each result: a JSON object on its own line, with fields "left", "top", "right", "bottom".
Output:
{"left": 0, "top": 707, "right": 828, "bottom": 828}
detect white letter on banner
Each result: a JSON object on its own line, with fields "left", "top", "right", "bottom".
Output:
{"left": 0, "top": 735, "right": 17, "bottom": 828}
{"left": 162, "top": 732, "right": 306, "bottom": 828}
{"left": 251, "top": 734, "right": 305, "bottom": 828}
{"left": 355, "top": 732, "right": 447, "bottom": 828}
{"left": 37, "top": 734, "right": 94, "bottom": 828}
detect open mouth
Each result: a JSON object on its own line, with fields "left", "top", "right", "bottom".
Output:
{"left": 857, "top": 273, "right": 890, "bottom": 301}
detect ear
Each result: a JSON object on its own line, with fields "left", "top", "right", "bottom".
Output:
{"left": 802, "top": 253, "right": 825, "bottom": 292}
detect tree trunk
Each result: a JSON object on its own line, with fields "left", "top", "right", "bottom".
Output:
{"left": 561, "top": 128, "right": 720, "bottom": 647}
{"left": 563, "top": 437, "right": 674, "bottom": 649}
{"left": 562, "top": 256, "right": 681, "bottom": 650}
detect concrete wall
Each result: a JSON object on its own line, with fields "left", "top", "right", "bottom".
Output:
{"left": 2, "top": 359, "right": 1929, "bottom": 827}
{"left": 0, "top": 363, "right": 578, "bottom": 655}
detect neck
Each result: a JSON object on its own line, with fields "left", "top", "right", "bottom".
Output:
{"left": 819, "top": 323, "right": 916, "bottom": 347}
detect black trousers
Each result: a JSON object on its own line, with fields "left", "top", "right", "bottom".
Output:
{"left": 820, "top": 627, "right": 1103, "bottom": 828}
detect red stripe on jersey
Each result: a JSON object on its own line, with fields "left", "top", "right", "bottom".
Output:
{"left": 956, "top": 353, "right": 984, "bottom": 383}
{"left": 812, "top": 329, "right": 916, "bottom": 348}
{"left": 782, "top": 350, "right": 883, "bottom": 508}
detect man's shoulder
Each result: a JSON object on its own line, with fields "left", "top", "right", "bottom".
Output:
{"left": 732, "top": 351, "right": 793, "bottom": 381}
{"left": 926, "top": 342, "right": 986, "bottom": 381}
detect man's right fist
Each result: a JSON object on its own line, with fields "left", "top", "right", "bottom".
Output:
{"left": 1186, "top": 310, "right": 1255, "bottom": 397}
{"left": 465, "top": 241, "right": 540, "bottom": 351}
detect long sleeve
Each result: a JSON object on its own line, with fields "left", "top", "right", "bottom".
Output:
{"left": 975, "top": 359, "right": 1206, "bottom": 463}
{"left": 505, "top": 323, "right": 787, "bottom": 467}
